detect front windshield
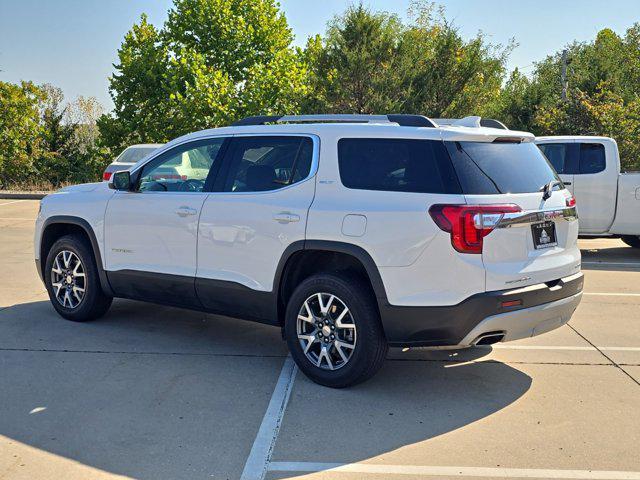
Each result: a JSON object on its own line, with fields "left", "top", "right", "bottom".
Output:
{"left": 116, "top": 146, "right": 159, "bottom": 164}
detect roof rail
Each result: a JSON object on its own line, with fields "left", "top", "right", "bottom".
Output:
{"left": 433, "top": 117, "right": 508, "bottom": 130}
{"left": 231, "top": 114, "right": 437, "bottom": 128}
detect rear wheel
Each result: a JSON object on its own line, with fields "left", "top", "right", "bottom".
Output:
{"left": 284, "top": 273, "right": 387, "bottom": 388}
{"left": 44, "top": 234, "right": 112, "bottom": 321}
{"left": 621, "top": 235, "right": 640, "bottom": 249}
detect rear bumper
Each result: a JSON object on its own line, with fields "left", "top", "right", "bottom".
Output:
{"left": 379, "top": 272, "right": 583, "bottom": 347}
{"left": 458, "top": 291, "right": 582, "bottom": 346}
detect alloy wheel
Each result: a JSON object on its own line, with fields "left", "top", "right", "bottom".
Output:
{"left": 51, "top": 250, "right": 86, "bottom": 309}
{"left": 296, "top": 292, "right": 357, "bottom": 370}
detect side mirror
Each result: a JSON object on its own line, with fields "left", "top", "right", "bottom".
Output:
{"left": 109, "top": 170, "right": 132, "bottom": 191}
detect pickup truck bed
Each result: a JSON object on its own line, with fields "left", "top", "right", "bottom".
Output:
{"left": 611, "top": 172, "right": 640, "bottom": 235}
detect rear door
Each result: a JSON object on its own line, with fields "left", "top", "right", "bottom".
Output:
{"left": 446, "top": 140, "right": 581, "bottom": 291}
{"left": 195, "top": 134, "right": 317, "bottom": 321}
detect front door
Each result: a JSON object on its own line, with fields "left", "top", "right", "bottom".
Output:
{"left": 196, "top": 135, "right": 317, "bottom": 322}
{"left": 104, "top": 137, "right": 227, "bottom": 306}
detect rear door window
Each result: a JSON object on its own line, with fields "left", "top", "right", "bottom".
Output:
{"left": 445, "top": 141, "right": 560, "bottom": 194}
{"left": 579, "top": 143, "right": 606, "bottom": 174}
{"left": 337, "top": 138, "right": 461, "bottom": 194}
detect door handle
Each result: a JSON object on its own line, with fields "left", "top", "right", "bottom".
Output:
{"left": 175, "top": 206, "right": 198, "bottom": 217}
{"left": 563, "top": 182, "right": 572, "bottom": 185}
{"left": 273, "top": 212, "right": 300, "bottom": 223}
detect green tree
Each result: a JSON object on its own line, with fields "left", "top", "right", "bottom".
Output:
{"left": 535, "top": 89, "right": 640, "bottom": 171}
{"left": 35, "top": 84, "right": 75, "bottom": 186}
{"left": 33, "top": 86, "right": 107, "bottom": 186}
{"left": 0, "top": 81, "right": 44, "bottom": 188}
{"left": 400, "top": 2, "right": 511, "bottom": 117}
{"left": 301, "top": 1, "right": 511, "bottom": 117}
{"left": 485, "top": 69, "right": 542, "bottom": 131}
{"left": 98, "top": 15, "right": 169, "bottom": 149}
{"left": 100, "top": 0, "right": 307, "bottom": 150}
{"left": 490, "top": 23, "right": 640, "bottom": 170}
{"left": 300, "top": 5, "right": 404, "bottom": 113}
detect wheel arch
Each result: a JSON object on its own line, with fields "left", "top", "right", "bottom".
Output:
{"left": 39, "top": 216, "right": 113, "bottom": 296}
{"left": 275, "top": 240, "right": 388, "bottom": 326}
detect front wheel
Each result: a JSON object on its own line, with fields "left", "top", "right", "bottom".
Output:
{"left": 44, "top": 234, "right": 113, "bottom": 321}
{"left": 621, "top": 235, "right": 640, "bottom": 249}
{"left": 284, "top": 273, "right": 388, "bottom": 388}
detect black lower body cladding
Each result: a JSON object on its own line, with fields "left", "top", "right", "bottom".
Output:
{"left": 378, "top": 273, "right": 584, "bottom": 347}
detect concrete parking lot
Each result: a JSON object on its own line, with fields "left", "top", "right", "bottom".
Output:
{"left": 0, "top": 199, "right": 638, "bottom": 480}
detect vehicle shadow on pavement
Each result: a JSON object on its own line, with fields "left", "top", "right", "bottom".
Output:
{"left": 0, "top": 299, "right": 531, "bottom": 479}
{"left": 580, "top": 243, "right": 640, "bottom": 271}
{"left": 274, "top": 347, "right": 532, "bottom": 468}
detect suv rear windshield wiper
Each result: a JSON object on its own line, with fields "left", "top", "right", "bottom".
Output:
{"left": 540, "top": 180, "right": 563, "bottom": 200}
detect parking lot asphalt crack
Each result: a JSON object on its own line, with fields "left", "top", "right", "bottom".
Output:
{"left": 567, "top": 323, "right": 640, "bottom": 387}
{"left": 0, "top": 347, "right": 289, "bottom": 358}
{"left": 1, "top": 347, "right": 637, "bottom": 367}
{"left": 387, "top": 357, "right": 637, "bottom": 366}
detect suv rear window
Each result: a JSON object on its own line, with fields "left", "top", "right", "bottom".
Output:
{"left": 337, "top": 138, "right": 461, "bottom": 194}
{"left": 445, "top": 141, "right": 560, "bottom": 194}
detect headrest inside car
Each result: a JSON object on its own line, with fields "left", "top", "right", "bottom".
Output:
{"left": 246, "top": 165, "right": 276, "bottom": 191}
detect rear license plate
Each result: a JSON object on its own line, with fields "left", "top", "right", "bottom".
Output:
{"left": 531, "top": 221, "right": 557, "bottom": 249}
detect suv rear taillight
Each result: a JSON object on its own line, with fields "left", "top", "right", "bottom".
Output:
{"left": 103, "top": 171, "right": 112, "bottom": 181}
{"left": 566, "top": 195, "right": 576, "bottom": 207}
{"left": 429, "top": 204, "right": 522, "bottom": 254}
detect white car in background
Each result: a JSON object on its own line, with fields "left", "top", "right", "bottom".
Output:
{"left": 536, "top": 136, "right": 640, "bottom": 248}
{"left": 102, "top": 144, "right": 163, "bottom": 181}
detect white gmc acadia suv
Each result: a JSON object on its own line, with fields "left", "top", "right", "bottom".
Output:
{"left": 34, "top": 114, "right": 584, "bottom": 387}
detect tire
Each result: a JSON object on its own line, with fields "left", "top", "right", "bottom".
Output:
{"left": 284, "top": 273, "right": 388, "bottom": 388}
{"left": 44, "top": 234, "right": 113, "bottom": 321}
{"left": 621, "top": 235, "right": 640, "bottom": 249}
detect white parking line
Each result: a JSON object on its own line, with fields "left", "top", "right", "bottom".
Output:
{"left": 490, "top": 345, "right": 640, "bottom": 352}
{"left": 268, "top": 461, "right": 640, "bottom": 479}
{"left": 584, "top": 292, "right": 640, "bottom": 297}
{"left": 0, "top": 200, "right": 27, "bottom": 207}
{"left": 240, "top": 355, "right": 298, "bottom": 480}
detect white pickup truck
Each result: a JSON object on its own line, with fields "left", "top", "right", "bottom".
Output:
{"left": 536, "top": 136, "right": 640, "bottom": 248}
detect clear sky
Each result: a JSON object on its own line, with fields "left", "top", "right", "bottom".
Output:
{"left": 1, "top": 0, "right": 639, "bottom": 110}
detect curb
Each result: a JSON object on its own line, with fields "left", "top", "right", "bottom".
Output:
{"left": 0, "top": 192, "right": 49, "bottom": 200}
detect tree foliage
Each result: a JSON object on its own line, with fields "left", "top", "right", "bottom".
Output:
{"left": 491, "top": 24, "right": 640, "bottom": 171}
{"left": 99, "top": 0, "right": 307, "bottom": 150}
{"left": 300, "top": 2, "right": 511, "bottom": 116}
{"left": 0, "top": 81, "right": 106, "bottom": 189}
{"left": 0, "top": 81, "right": 44, "bottom": 187}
